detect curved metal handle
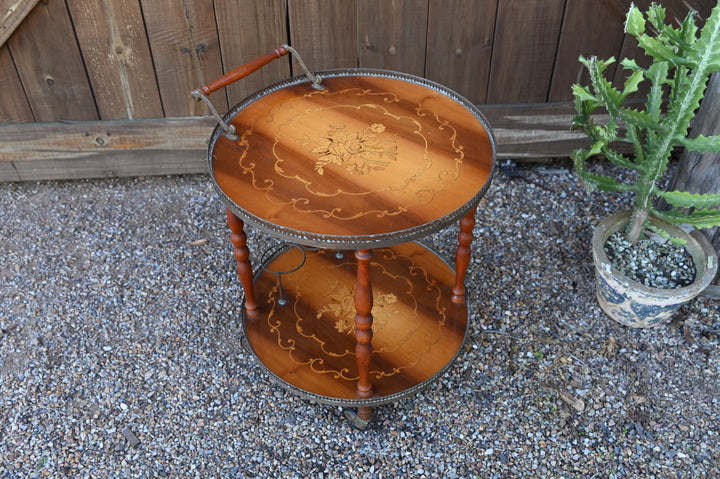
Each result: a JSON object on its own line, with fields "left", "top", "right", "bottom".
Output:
{"left": 197, "top": 45, "right": 289, "bottom": 96}
{"left": 192, "top": 45, "right": 323, "bottom": 139}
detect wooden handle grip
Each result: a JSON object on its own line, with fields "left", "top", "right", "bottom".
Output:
{"left": 199, "top": 46, "right": 288, "bottom": 95}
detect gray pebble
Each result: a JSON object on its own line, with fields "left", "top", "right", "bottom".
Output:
{"left": 0, "top": 165, "right": 717, "bottom": 477}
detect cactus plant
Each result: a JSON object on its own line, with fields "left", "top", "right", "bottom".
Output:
{"left": 572, "top": 2, "right": 720, "bottom": 245}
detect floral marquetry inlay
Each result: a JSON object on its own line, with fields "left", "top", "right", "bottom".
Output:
{"left": 304, "top": 123, "right": 398, "bottom": 176}
{"left": 316, "top": 280, "right": 399, "bottom": 334}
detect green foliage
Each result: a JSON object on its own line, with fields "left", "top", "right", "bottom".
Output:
{"left": 654, "top": 208, "right": 720, "bottom": 229}
{"left": 646, "top": 223, "right": 688, "bottom": 245}
{"left": 572, "top": 2, "right": 720, "bottom": 243}
{"left": 657, "top": 189, "right": 720, "bottom": 208}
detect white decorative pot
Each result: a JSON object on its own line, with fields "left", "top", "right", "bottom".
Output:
{"left": 592, "top": 211, "right": 718, "bottom": 328}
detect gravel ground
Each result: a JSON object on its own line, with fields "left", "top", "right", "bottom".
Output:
{"left": 1, "top": 161, "right": 718, "bottom": 478}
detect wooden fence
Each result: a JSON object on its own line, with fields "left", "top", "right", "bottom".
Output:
{"left": 0, "top": 0, "right": 714, "bottom": 181}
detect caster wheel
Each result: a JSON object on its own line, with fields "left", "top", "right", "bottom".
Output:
{"left": 343, "top": 408, "right": 370, "bottom": 430}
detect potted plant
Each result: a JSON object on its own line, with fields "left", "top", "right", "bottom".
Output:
{"left": 571, "top": 2, "right": 720, "bottom": 327}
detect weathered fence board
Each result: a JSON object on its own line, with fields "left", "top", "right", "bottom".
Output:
{"left": 7, "top": 1, "right": 97, "bottom": 122}
{"left": 288, "top": 0, "right": 358, "bottom": 72}
{"left": 214, "top": 0, "right": 290, "bottom": 108}
{"left": 479, "top": 102, "right": 590, "bottom": 159}
{"left": 0, "top": 103, "right": 592, "bottom": 182}
{"left": 0, "top": 117, "right": 216, "bottom": 181}
{"left": 140, "top": 0, "right": 225, "bottom": 118}
{"left": 0, "top": 45, "right": 33, "bottom": 122}
{"left": 549, "top": 0, "right": 628, "bottom": 102}
{"left": 425, "top": 0, "right": 496, "bottom": 104}
{"left": 487, "top": 0, "right": 565, "bottom": 103}
{"left": 358, "top": 0, "right": 428, "bottom": 76}
{"left": 0, "top": 0, "right": 39, "bottom": 47}
{"left": 67, "top": 0, "right": 162, "bottom": 120}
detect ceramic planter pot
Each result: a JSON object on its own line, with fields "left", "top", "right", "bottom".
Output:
{"left": 592, "top": 210, "right": 718, "bottom": 328}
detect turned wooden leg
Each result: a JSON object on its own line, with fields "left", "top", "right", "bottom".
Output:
{"left": 354, "top": 249, "right": 374, "bottom": 421}
{"left": 226, "top": 208, "right": 260, "bottom": 319}
{"left": 452, "top": 208, "right": 476, "bottom": 304}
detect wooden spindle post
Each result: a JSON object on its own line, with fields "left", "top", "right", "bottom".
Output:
{"left": 354, "top": 249, "right": 374, "bottom": 421}
{"left": 226, "top": 208, "right": 260, "bottom": 319}
{"left": 452, "top": 208, "right": 476, "bottom": 304}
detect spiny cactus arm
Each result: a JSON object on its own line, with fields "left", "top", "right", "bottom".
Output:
{"left": 642, "top": 4, "right": 720, "bottom": 188}
{"left": 601, "top": 144, "right": 642, "bottom": 171}
{"left": 664, "top": 74, "right": 709, "bottom": 147}
{"left": 622, "top": 68, "right": 645, "bottom": 97}
{"left": 689, "top": 3, "right": 720, "bottom": 72}
{"left": 574, "top": 56, "right": 643, "bottom": 128}
{"left": 653, "top": 7, "right": 699, "bottom": 52}
{"left": 571, "top": 85, "right": 600, "bottom": 114}
{"left": 656, "top": 190, "right": 720, "bottom": 209}
{"left": 570, "top": 109, "right": 640, "bottom": 172}
{"left": 580, "top": 56, "right": 626, "bottom": 120}
{"left": 572, "top": 113, "right": 644, "bottom": 173}
{"left": 619, "top": 108, "right": 661, "bottom": 132}
{"left": 572, "top": 148, "right": 637, "bottom": 194}
{"left": 677, "top": 134, "right": 720, "bottom": 153}
{"left": 678, "top": 8, "right": 700, "bottom": 46}
{"left": 644, "top": 61, "right": 671, "bottom": 122}
{"left": 625, "top": 123, "right": 646, "bottom": 167}
{"left": 649, "top": 5, "right": 700, "bottom": 65}
{"left": 572, "top": 67, "right": 646, "bottom": 174}
{"left": 627, "top": 4, "right": 696, "bottom": 67}
{"left": 617, "top": 60, "right": 667, "bottom": 167}
{"left": 667, "top": 3, "right": 720, "bottom": 135}
{"left": 651, "top": 207, "right": 720, "bottom": 229}
{"left": 624, "top": 2, "right": 720, "bottom": 185}
{"left": 571, "top": 89, "right": 607, "bottom": 144}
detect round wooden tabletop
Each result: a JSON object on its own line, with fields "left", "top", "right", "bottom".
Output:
{"left": 209, "top": 70, "right": 495, "bottom": 249}
{"left": 245, "top": 242, "right": 469, "bottom": 406}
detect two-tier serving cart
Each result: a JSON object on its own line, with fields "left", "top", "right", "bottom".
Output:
{"left": 194, "top": 46, "right": 495, "bottom": 428}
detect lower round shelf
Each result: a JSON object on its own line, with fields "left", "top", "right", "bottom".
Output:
{"left": 242, "top": 242, "right": 469, "bottom": 407}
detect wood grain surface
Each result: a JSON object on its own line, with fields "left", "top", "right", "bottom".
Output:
{"left": 214, "top": 0, "right": 290, "bottom": 108}
{"left": 0, "top": 45, "right": 33, "bottom": 122}
{"left": 0, "top": 117, "right": 216, "bottom": 181}
{"left": 141, "top": 0, "right": 225, "bottom": 117}
{"left": 7, "top": 1, "right": 97, "bottom": 122}
{"left": 548, "top": 1, "right": 628, "bottom": 102}
{"left": 358, "top": 0, "right": 428, "bottom": 77}
{"left": 425, "top": 0, "right": 497, "bottom": 104}
{"left": 487, "top": 0, "right": 565, "bottom": 103}
{"left": 244, "top": 243, "right": 468, "bottom": 404}
{"left": 287, "top": 0, "right": 358, "bottom": 72}
{"left": 210, "top": 73, "right": 495, "bottom": 245}
{"left": 0, "top": 0, "right": 39, "bottom": 47}
{"left": 67, "top": 0, "right": 162, "bottom": 120}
